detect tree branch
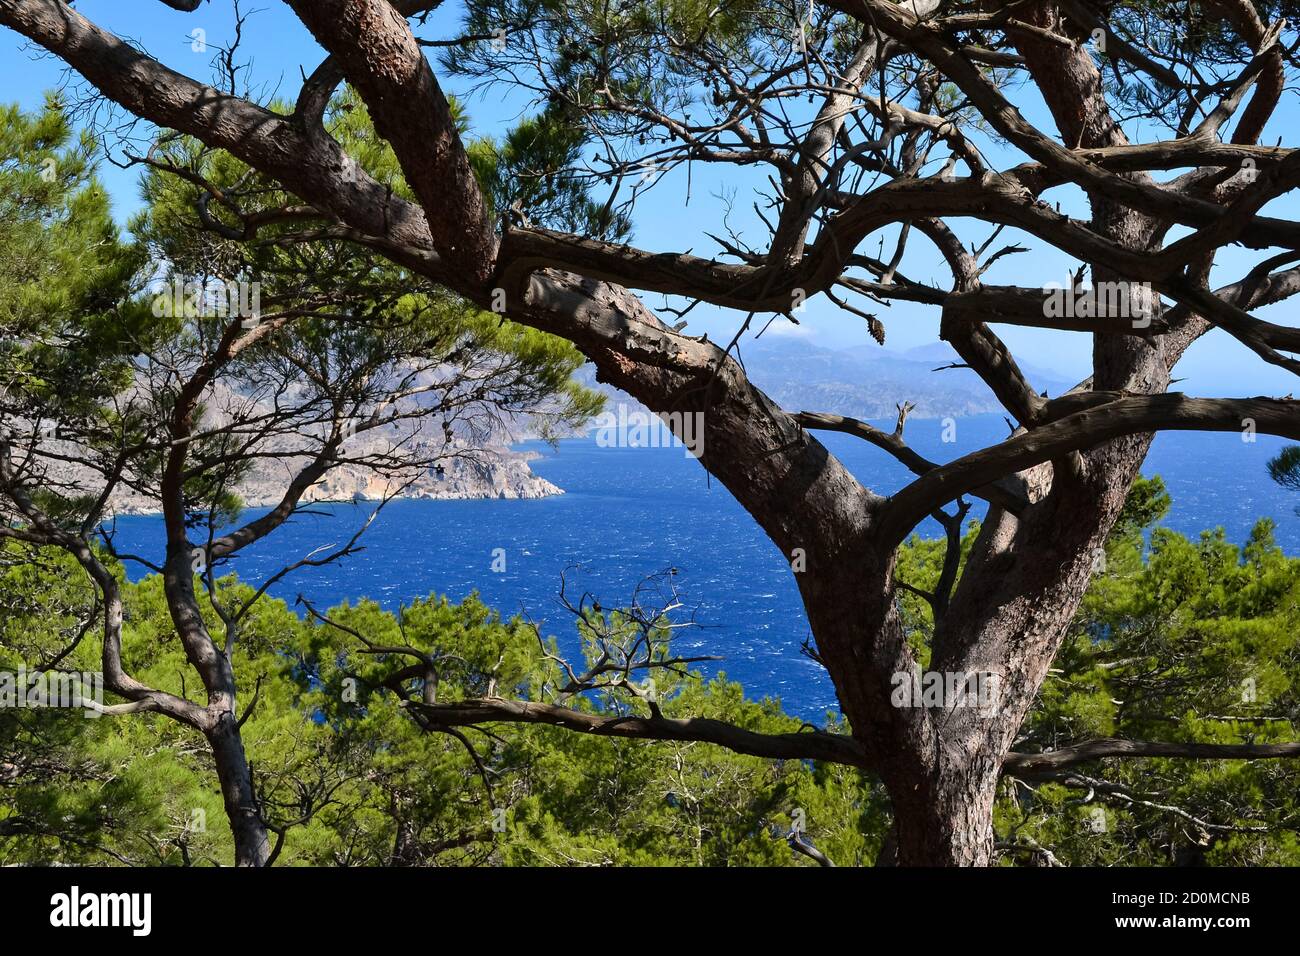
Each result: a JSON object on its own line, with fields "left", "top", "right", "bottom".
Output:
{"left": 1005, "top": 738, "right": 1300, "bottom": 775}
{"left": 404, "top": 698, "right": 870, "bottom": 768}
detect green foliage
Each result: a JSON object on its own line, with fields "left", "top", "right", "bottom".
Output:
{"left": 1267, "top": 445, "right": 1300, "bottom": 516}
{"left": 0, "top": 98, "right": 148, "bottom": 426}
{"left": 0, "top": 92, "right": 608, "bottom": 866}
{"left": 468, "top": 104, "right": 630, "bottom": 241}
{"left": 0, "top": 546, "right": 873, "bottom": 866}
{"left": 0, "top": 542, "right": 222, "bottom": 864}
{"left": 132, "top": 89, "right": 603, "bottom": 454}
{"left": 1000, "top": 481, "right": 1300, "bottom": 866}
{"left": 1268, "top": 445, "right": 1300, "bottom": 491}
{"left": 6, "top": 476, "right": 1300, "bottom": 866}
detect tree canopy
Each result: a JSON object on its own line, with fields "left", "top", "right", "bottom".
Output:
{"left": 3, "top": 0, "right": 1300, "bottom": 865}
{"left": 7, "top": 477, "right": 1300, "bottom": 866}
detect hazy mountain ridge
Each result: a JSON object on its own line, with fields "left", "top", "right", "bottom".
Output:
{"left": 579, "top": 337, "right": 1074, "bottom": 421}
{"left": 32, "top": 379, "right": 562, "bottom": 518}
{"left": 740, "top": 338, "right": 1074, "bottom": 419}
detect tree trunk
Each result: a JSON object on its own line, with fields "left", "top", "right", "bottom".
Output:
{"left": 206, "top": 711, "right": 270, "bottom": 867}
{"left": 887, "top": 763, "right": 1001, "bottom": 866}
{"left": 390, "top": 792, "right": 419, "bottom": 866}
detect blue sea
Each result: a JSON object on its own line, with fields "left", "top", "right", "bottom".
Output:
{"left": 108, "top": 414, "right": 1300, "bottom": 721}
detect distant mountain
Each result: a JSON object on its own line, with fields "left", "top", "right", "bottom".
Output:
{"left": 33, "top": 380, "right": 561, "bottom": 518}
{"left": 872, "top": 341, "right": 1074, "bottom": 388}
{"left": 578, "top": 337, "right": 1073, "bottom": 422}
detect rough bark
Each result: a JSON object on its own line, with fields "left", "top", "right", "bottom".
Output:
{"left": 207, "top": 711, "right": 271, "bottom": 867}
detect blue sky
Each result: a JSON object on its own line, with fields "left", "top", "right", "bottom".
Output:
{"left": 2, "top": 0, "right": 1296, "bottom": 395}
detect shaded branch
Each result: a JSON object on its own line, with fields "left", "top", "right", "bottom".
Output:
{"left": 1004, "top": 738, "right": 1300, "bottom": 775}
{"left": 404, "top": 698, "right": 870, "bottom": 768}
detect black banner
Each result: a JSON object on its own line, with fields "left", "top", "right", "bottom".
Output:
{"left": 0, "top": 865, "right": 1289, "bottom": 942}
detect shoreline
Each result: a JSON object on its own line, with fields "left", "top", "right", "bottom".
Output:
{"left": 97, "top": 444, "right": 567, "bottom": 519}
